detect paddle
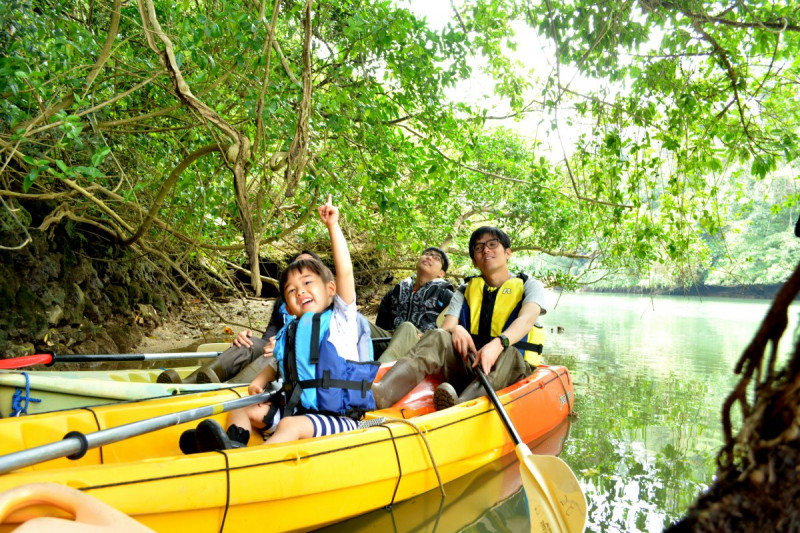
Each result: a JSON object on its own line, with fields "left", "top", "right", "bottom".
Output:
{"left": 468, "top": 353, "right": 587, "bottom": 533}
{"left": 0, "top": 338, "right": 394, "bottom": 370}
{"left": 0, "top": 350, "right": 226, "bottom": 370}
{"left": 0, "top": 390, "right": 271, "bottom": 475}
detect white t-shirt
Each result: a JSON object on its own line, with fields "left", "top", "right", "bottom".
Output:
{"left": 327, "top": 294, "right": 361, "bottom": 362}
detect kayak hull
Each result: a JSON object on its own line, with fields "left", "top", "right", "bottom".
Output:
{"left": 0, "top": 365, "right": 575, "bottom": 532}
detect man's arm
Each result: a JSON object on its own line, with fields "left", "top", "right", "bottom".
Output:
{"left": 375, "top": 286, "right": 396, "bottom": 330}
{"left": 441, "top": 295, "right": 478, "bottom": 358}
{"left": 437, "top": 286, "right": 454, "bottom": 311}
{"left": 474, "top": 301, "right": 541, "bottom": 374}
{"left": 501, "top": 302, "right": 541, "bottom": 345}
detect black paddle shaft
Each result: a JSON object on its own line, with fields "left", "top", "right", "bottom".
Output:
{"left": 469, "top": 353, "right": 523, "bottom": 445}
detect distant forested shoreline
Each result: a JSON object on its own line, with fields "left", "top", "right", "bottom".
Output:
{"left": 579, "top": 283, "right": 785, "bottom": 300}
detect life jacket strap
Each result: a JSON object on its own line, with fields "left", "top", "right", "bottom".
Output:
{"left": 470, "top": 333, "right": 542, "bottom": 354}
{"left": 514, "top": 341, "right": 543, "bottom": 354}
{"left": 309, "top": 311, "right": 323, "bottom": 365}
{"left": 261, "top": 391, "right": 285, "bottom": 428}
{"left": 283, "top": 383, "right": 304, "bottom": 416}
{"left": 299, "top": 372, "right": 374, "bottom": 398}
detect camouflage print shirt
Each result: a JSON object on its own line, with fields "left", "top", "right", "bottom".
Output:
{"left": 376, "top": 276, "right": 455, "bottom": 332}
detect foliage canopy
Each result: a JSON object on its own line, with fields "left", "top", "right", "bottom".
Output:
{"left": 1, "top": 0, "right": 798, "bottom": 294}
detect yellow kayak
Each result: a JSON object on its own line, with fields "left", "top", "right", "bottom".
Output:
{"left": 0, "top": 368, "right": 241, "bottom": 418}
{"left": 320, "top": 417, "right": 572, "bottom": 533}
{"left": 0, "top": 364, "right": 575, "bottom": 532}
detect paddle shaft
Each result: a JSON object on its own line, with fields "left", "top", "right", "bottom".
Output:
{"left": 1, "top": 338, "right": 393, "bottom": 370}
{"left": 0, "top": 391, "right": 271, "bottom": 475}
{"left": 469, "top": 355, "right": 523, "bottom": 445}
{"left": 0, "top": 351, "right": 223, "bottom": 369}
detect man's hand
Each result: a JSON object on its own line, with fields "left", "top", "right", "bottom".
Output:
{"left": 233, "top": 329, "right": 254, "bottom": 348}
{"left": 317, "top": 193, "right": 339, "bottom": 228}
{"left": 474, "top": 337, "right": 504, "bottom": 375}
{"left": 450, "top": 325, "right": 477, "bottom": 359}
{"left": 262, "top": 336, "right": 276, "bottom": 357}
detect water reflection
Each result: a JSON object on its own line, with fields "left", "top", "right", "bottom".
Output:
{"left": 317, "top": 419, "right": 572, "bottom": 533}
{"left": 548, "top": 293, "right": 798, "bottom": 532}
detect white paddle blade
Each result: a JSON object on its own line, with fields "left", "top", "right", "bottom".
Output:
{"left": 517, "top": 443, "right": 587, "bottom": 533}
{"left": 196, "top": 342, "right": 231, "bottom": 352}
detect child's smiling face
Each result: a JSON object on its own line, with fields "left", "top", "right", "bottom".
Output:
{"left": 283, "top": 267, "right": 335, "bottom": 316}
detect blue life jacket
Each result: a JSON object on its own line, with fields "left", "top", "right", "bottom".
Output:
{"left": 278, "top": 302, "right": 374, "bottom": 362}
{"left": 274, "top": 307, "right": 379, "bottom": 417}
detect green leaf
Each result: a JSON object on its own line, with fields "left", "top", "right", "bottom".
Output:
{"left": 23, "top": 168, "right": 39, "bottom": 192}
{"left": 90, "top": 147, "right": 112, "bottom": 167}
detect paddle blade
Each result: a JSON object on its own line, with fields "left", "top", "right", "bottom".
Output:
{"left": 517, "top": 443, "right": 587, "bottom": 533}
{"left": 0, "top": 353, "right": 54, "bottom": 369}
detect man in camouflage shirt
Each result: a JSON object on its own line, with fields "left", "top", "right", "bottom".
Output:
{"left": 371, "top": 247, "right": 454, "bottom": 362}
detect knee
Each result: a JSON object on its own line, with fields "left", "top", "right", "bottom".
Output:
{"left": 280, "top": 415, "right": 309, "bottom": 429}
{"left": 395, "top": 322, "right": 419, "bottom": 335}
{"left": 425, "top": 328, "right": 451, "bottom": 343}
{"left": 245, "top": 402, "right": 271, "bottom": 428}
{"left": 274, "top": 415, "right": 307, "bottom": 437}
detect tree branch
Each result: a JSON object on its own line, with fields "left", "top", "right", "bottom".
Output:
{"left": 83, "top": 0, "right": 123, "bottom": 95}
{"left": 123, "top": 144, "right": 221, "bottom": 246}
{"left": 137, "top": 0, "right": 260, "bottom": 294}
{"left": 282, "top": 0, "right": 314, "bottom": 198}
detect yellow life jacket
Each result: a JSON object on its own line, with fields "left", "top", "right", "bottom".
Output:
{"left": 458, "top": 273, "right": 545, "bottom": 366}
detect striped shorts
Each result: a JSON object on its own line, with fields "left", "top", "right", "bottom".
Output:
{"left": 304, "top": 413, "right": 358, "bottom": 437}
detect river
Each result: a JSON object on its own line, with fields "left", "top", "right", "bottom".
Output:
{"left": 319, "top": 292, "right": 799, "bottom": 532}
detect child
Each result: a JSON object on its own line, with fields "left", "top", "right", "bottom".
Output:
{"left": 182, "top": 195, "right": 378, "bottom": 452}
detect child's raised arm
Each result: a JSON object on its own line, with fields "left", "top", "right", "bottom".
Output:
{"left": 318, "top": 194, "right": 355, "bottom": 305}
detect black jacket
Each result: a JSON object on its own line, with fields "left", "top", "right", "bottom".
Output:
{"left": 376, "top": 277, "right": 454, "bottom": 332}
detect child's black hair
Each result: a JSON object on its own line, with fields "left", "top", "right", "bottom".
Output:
{"left": 279, "top": 258, "right": 334, "bottom": 298}
{"left": 293, "top": 250, "right": 323, "bottom": 263}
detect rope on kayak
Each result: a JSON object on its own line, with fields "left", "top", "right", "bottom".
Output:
{"left": 9, "top": 372, "right": 42, "bottom": 416}
{"left": 81, "top": 407, "right": 104, "bottom": 464}
{"left": 380, "top": 417, "right": 446, "bottom": 499}
{"left": 214, "top": 449, "right": 232, "bottom": 533}
{"left": 380, "top": 423, "right": 403, "bottom": 506}
{"left": 543, "top": 366, "right": 575, "bottom": 417}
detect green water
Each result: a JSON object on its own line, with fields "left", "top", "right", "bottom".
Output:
{"left": 548, "top": 292, "right": 800, "bottom": 532}
{"left": 321, "top": 292, "right": 799, "bottom": 532}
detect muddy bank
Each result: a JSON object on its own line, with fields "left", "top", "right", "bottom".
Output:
{"left": 134, "top": 297, "right": 278, "bottom": 353}
{"left": 133, "top": 294, "right": 386, "bottom": 354}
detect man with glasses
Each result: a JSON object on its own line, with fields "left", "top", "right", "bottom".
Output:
{"left": 372, "top": 227, "right": 546, "bottom": 410}
{"left": 370, "top": 247, "right": 454, "bottom": 363}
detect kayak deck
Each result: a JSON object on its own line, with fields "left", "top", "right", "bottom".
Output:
{"left": 0, "top": 365, "right": 575, "bottom": 532}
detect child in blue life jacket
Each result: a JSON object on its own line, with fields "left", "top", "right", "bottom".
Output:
{"left": 180, "top": 195, "right": 378, "bottom": 453}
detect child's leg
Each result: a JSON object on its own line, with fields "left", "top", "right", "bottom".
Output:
{"left": 266, "top": 415, "right": 315, "bottom": 444}
{"left": 227, "top": 401, "right": 270, "bottom": 436}
{"left": 181, "top": 401, "right": 272, "bottom": 453}
{"left": 266, "top": 413, "right": 359, "bottom": 444}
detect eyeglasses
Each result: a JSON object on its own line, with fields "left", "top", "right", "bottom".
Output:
{"left": 473, "top": 238, "right": 501, "bottom": 254}
{"left": 422, "top": 251, "right": 443, "bottom": 263}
